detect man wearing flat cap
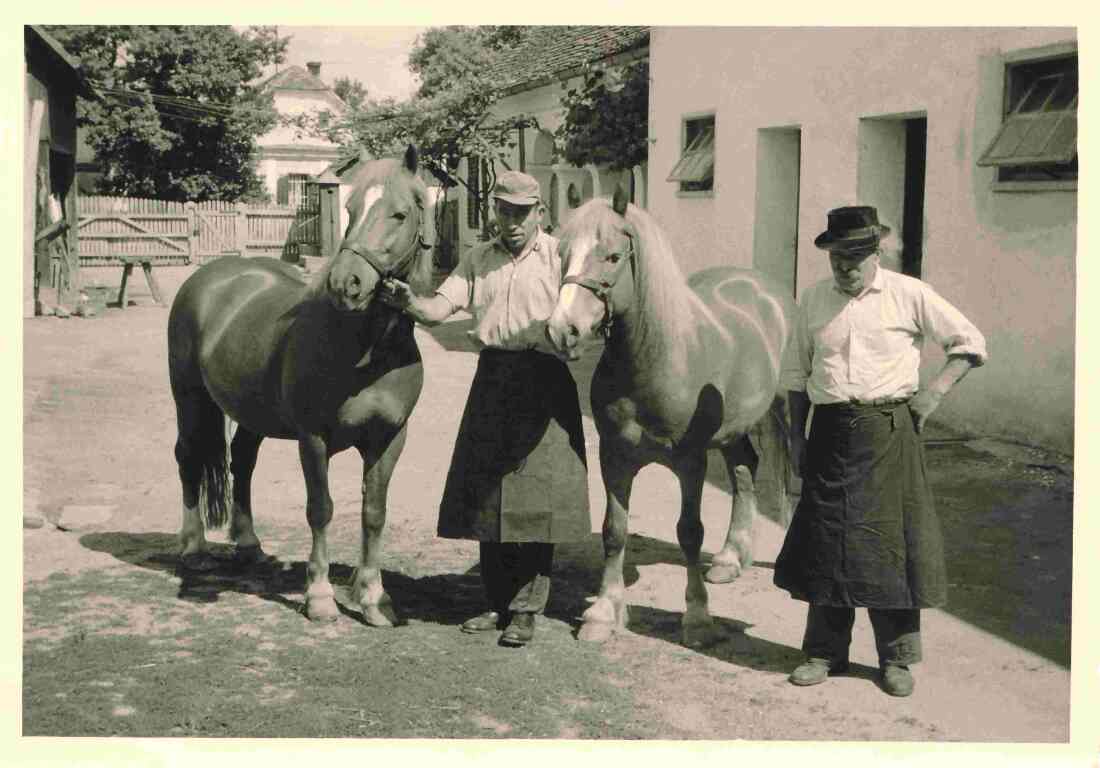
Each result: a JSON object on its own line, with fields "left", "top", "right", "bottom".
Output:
{"left": 379, "top": 170, "right": 588, "bottom": 647}
{"left": 774, "top": 205, "right": 988, "bottom": 697}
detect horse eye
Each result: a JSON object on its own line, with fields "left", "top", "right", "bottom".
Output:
{"left": 393, "top": 212, "right": 407, "bottom": 221}
{"left": 607, "top": 253, "right": 621, "bottom": 264}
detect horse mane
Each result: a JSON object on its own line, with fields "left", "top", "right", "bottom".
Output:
{"left": 303, "top": 156, "right": 434, "bottom": 300}
{"left": 563, "top": 198, "right": 697, "bottom": 354}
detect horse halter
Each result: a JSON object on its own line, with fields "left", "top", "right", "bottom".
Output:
{"left": 560, "top": 230, "right": 636, "bottom": 338}
{"left": 338, "top": 202, "right": 431, "bottom": 288}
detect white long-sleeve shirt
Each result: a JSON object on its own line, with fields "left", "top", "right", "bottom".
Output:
{"left": 435, "top": 230, "right": 561, "bottom": 354}
{"left": 779, "top": 266, "right": 988, "bottom": 405}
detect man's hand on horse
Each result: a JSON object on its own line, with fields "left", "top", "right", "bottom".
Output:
{"left": 908, "top": 389, "right": 944, "bottom": 434}
{"left": 380, "top": 278, "right": 412, "bottom": 309}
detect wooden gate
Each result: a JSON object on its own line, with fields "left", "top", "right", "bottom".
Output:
{"left": 287, "top": 184, "right": 320, "bottom": 257}
{"left": 78, "top": 196, "right": 305, "bottom": 266}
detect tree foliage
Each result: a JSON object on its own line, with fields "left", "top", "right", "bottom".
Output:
{"left": 300, "top": 27, "right": 535, "bottom": 182}
{"left": 333, "top": 76, "right": 368, "bottom": 110}
{"left": 556, "top": 59, "right": 649, "bottom": 171}
{"left": 282, "top": 26, "right": 538, "bottom": 237}
{"left": 45, "top": 25, "right": 287, "bottom": 202}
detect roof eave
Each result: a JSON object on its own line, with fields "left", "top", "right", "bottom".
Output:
{"left": 27, "top": 25, "right": 98, "bottom": 99}
{"left": 498, "top": 41, "right": 649, "bottom": 98}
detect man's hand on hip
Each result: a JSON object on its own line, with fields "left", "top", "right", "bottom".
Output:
{"left": 908, "top": 389, "right": 944, "bottom": 433}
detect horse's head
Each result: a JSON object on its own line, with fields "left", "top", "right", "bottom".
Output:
{"left": 323, "top": 145, "right": 432, "bottom": 312}
{"left": 548, "top": 185, "right": 638, "bottom": 355}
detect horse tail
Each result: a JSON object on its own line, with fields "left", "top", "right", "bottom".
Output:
{"left": 746, "top": 395, "right": 794, "bottom": 528}
{"left": 194, "top": 393, "right": 234, "bottom": 530}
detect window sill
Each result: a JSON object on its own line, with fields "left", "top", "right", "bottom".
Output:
{"left": 675, "top": 189, "right": 715, "bottom": 199}
{"left": 991, "top": 179, "right": 1077, "bottom": 193}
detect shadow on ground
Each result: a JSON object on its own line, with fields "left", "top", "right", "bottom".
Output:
{"left": 78, "top": 528, "right": 809, "bottom": 675}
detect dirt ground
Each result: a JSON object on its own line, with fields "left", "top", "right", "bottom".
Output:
{"left": 20, "top": 264, "right": 1075, "bottom": 747}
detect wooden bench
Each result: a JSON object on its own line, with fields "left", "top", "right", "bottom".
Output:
{"left": 116, "top": 256, "right": 164, "bottom": 308}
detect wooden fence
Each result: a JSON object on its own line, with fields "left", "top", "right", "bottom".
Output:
{"left": 77, "top": 195, "right": 318, "bottom": 266}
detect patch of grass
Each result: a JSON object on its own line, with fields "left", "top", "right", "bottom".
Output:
{"left": 23, "top": 563, "right": 654, "bottom": 738}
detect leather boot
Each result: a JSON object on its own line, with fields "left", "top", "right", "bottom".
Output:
{"left": 789, "top": 657, "right": 849, "bottom": 686}
{"left": 461, "top": 611, "right": 507, "bottom": 633}
{"left": 500, "top": 612, "right": 536, "bottom": 646}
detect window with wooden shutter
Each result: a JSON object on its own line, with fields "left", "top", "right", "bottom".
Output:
{"left": 667, "top": 115, "right": 715, "bottom": 193}
{"left": 978, "top": 53, "right": 1077, "bottom": 184}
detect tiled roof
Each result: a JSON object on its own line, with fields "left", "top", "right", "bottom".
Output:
{"left": 260, "top": 65, "right": 331, "bottom": 92}
{"left": 493, "top": 26, "right": 649, "bottom": 92}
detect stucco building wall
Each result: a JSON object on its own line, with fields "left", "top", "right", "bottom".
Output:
{"left": 648, "top": 27, "right": 1076, "bottom": 452}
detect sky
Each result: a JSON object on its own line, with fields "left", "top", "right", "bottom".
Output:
{"left": 256, "top": 25, "right": 427, "bottom": 102}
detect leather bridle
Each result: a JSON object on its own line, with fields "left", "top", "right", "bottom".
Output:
{"left": 337, "top": 201, "right": 432, "bottom": 290}
{"left": 560, "top": 231, "right": 636, "bottom": 338}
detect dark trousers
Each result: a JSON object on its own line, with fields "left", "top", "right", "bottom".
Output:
{"left": 479, "top": 542, "right": 554, "bottom": 615}
{"left": 802, "top": 604, "right": 923, "bottom": 667}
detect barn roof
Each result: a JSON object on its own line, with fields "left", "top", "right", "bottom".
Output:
{"left": 26, "top": 26, "right": 97, "bottom": 98}
{"left": 260, "top": 65, "right": 332, "bottom": 93}
{"left": 27, "top": 25, "right": 80, "bottom": 71}
{"left": 493, "top": 26, "right": 649, "bottom": 94}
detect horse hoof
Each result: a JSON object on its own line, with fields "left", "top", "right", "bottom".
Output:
{"left": 705, "top": 563, "right": 741, "bottom": 584}
{"left": 578, "top": 621, "right": 615, "bottom": 644}
{"left": 306, "top": 598, "right": 340, "bottom": 623}
{"left": 362, "top": 603, "right": 398, "bottom": 628}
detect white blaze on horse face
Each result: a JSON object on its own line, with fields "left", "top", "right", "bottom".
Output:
{"left": 562, "top": 233, "right": 598, "bottom": 283}
{"left": 558, "top": 233, "right": 604, "bottom": 333}
{"left": 350, "top": 184, "right": 385, "bottom": 239}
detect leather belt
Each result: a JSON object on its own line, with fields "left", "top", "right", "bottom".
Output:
{"left": 847, "top": 396, "right": 910, "bottom": 407}
{"left": 817, "top": 396, "right": 911, "bottom": 409}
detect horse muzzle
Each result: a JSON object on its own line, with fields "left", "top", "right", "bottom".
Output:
{"left": 327, "top": 249, "right": 383, "bottom": 312}
{"left": 547, "top": 306, "right": 596, "bottom": 361}
{"left": 550, "top": 284, "right": 609, "bottom": 348}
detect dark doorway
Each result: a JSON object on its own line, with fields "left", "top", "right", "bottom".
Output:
{"left": 752, "top": 127, "right": 801, "bottom": 297}
{"left": 901, "top": 118, "right": 927, "bottom": 278}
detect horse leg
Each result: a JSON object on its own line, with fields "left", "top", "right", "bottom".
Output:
{"left": 174, "top": 391, "right": 208, "bottom": 563}
{"left": 229, "top": 426, "right": 266, "bottom": 565}
{"left": 349, "top": 426, "right": 406, "bottom": 628}
{"left": 675, "top": 450, "right": 717, "bottom": 648}
{"left": 172, "top": 385, "right": 230, "bottom": 570}
{"left": 707, "top": 437, "right": 759, "bottom": 584}
{"left": 298, "top": 434, "right": 338, "bottom": 622}
{"left": 578, "top": 447, "right": 638, "bottom": 643}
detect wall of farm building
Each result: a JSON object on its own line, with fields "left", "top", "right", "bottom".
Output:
{"left": 648, "top": 27, "right": 1076, "bottom": 453}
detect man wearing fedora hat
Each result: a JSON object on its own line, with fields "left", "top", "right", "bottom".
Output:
{"left": 774, "top": 205, "right": 988, "bottom": 697}
{"left": 379, "top": 170, "right": 589, "bottom": 647}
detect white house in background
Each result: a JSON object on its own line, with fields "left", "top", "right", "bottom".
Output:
{"left": 647, "top": 27, "right": 1076, "bottom": 453}
{"left": 255, "top": 62, "right": 346, "bottom": 207}
{"left": 444, "top": 26, "right": 649, "bottom": 265}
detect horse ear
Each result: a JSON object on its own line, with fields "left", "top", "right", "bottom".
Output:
{"left": 612, "top": 183, "right": 629, "bottom": 217}
{"left": 404, "top": 144, "right": 419, "bottom": 173}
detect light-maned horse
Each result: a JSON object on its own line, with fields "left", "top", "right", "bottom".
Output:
{"left": 546, "top": 189, "right": 795, "bottom": 646}
{"left": 167, "top": 145, "right": 433, "bottom": 625}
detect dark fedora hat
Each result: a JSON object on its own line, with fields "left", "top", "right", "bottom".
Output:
{"left": 814, "top": 205, "right": 891, "bottom": 252}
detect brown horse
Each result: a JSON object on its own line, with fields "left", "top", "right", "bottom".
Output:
{"left": 546, "top": 189, "right": 795, "bottom": 646}
{"left": 167, "top": 146, "right": 433, "bottom": 625}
